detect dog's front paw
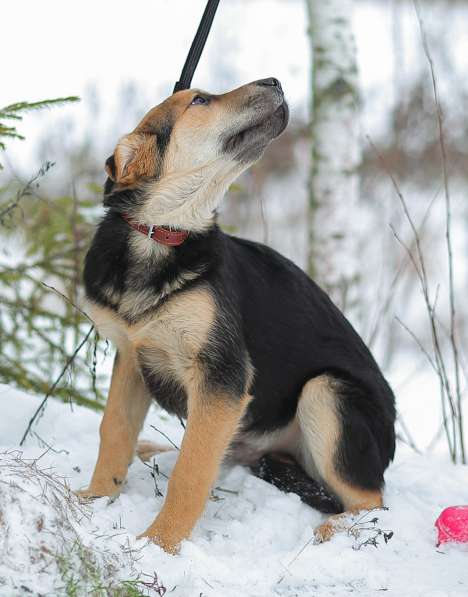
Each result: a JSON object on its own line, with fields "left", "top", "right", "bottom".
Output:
{"left": 75, "top": 479, "right": 124, "bottom": 503}
{"left": 75, "top": 488, "right": 107, "bottom": 502}
{"left": 138, "top": 521, "right": 181, "bottom": 555}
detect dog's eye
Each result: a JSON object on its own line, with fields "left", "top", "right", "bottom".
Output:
{"left": 191, "top": 95, "right": 208, "bottom": 106}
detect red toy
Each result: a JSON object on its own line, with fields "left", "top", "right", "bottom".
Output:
{"left": 435, "top": 506, "right": 468, "bottom": 546}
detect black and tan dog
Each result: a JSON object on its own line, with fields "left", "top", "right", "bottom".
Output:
{"left": 79, "top": 78, "right": 396, "bottom": 554}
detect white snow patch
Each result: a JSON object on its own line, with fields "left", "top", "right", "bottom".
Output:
{"left": 1, "top": 383, "right": 467, "bottom": 596}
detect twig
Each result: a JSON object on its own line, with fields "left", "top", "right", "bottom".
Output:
{"left": 32, "top": 432, "right": 69, "bottom": 455}
{"left": 367, "top": 133, "right": 459, "bottom": 462}
{"left": 367, "top": 184, "right": 440, "bottom": 349}
{"left": 259, "top": 193, "right": 269, "bottom": 245}
{"left": 414, "top": 0, "right": 465, "bottom": 463}
{"left": 178, "top": 416, "right": 186, "bottom": 430}
{"left": 150, "top": 425, "right": 180, "bottom": 450}
{"left": 142, "top": 459, "right": 169, "bottom": 480}
{"left": 394, "top": 315, "right": 436, "bottom": 372}
{"left": 214, "top": 486, "right": 239, "bottom": 496}
{"left": 137, "top": 571, "right": 167, "bottom": 596}
{"left": 143, "top": 459, "right": 164, "bottom": 497}
{"left": 395, "top": 414, "right": 421, "bottom": 455}
{"left": 19, "top": 325, "right": 94, "bottom": 446}
{"left": 286, "top": 536, "right": 315, "bottom": 569}
{"left": 91, "top": 330, "right": 99, "bottom": 401}
{"left": 346, "top": 508, "right": 393, "bottom": 550}
{"left": 0, "top": 162, "right": 54, "bottom": 222}
{"left": 41, "top": 281, "right": 92, "bottom": 323}
{"left": 71, "top": 181, "right": 81, "bottom": 344}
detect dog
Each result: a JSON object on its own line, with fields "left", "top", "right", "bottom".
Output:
{"left": 78, "top": 78, "right": 396, "bottom": 554}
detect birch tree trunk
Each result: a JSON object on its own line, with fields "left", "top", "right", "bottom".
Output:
{"left": 306, "top": 0, "right": 361, "bottom": 314}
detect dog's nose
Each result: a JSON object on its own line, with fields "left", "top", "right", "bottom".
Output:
{"left": 256, "top": 77, "right": 282, "bottom": 91}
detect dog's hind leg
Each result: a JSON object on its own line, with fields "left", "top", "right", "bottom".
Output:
{"left": 296, "top": 374, "right": 384, "bottom": 543}
{"left": 251, "top": 452, "right": 343, "bottom": 514}
{"left": 77, "top": 351, "right": 151, "bottom": 500}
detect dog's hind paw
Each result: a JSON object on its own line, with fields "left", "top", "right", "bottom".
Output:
{"left": 314, "top": 519, "right": 340, "bottom": 544}
{"left": 314, "top": 511, "right": 355, "bottom": 544}
{"left": 136, "top": 439, "right": 174, "bottom": 462}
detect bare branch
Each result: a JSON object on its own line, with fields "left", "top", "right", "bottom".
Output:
{"left": 19, "top": 326, "right": 94, "bottom": 446}
{"left": 414, "top": 0, "right": 465, "bottom": 463}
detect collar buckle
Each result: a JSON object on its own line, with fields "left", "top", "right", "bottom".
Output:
{"left": 121, "top": 213, "right": 189, "bottom": 247}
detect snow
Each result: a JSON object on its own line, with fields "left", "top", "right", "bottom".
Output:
{"left": 1, "top": 384, "right": 467, "bottom": 596}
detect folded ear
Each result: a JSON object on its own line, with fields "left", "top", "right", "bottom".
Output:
{"left": 104, "top": 155, "right": 116, "bottom": 180}
{"left": 105, "top": 133, "right": 154, "bottom": 186}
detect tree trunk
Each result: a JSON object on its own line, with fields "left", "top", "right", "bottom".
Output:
{"left": 306, "top": 0, "right": 361, "bottom": 314}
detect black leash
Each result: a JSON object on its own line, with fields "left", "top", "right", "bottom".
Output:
{"left": 173, "top": 0, "right": 221, "bottom": 93}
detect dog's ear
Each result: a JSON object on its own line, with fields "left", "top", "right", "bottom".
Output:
{"left": 104, "top": 155, "right": 116, "bottom": 181}
{"left": 105, "top": 133, "right": 154, "bottom": 186}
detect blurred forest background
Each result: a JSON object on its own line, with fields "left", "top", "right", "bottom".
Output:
{"left": 1, "top": 0, "right": 467, "bottom": 461}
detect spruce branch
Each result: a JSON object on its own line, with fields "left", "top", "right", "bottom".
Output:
{"left": 0, "top": 96, "right": 80, "bottom": 117}
{"left": 0, "top": 96, "right": 80, "bottom": 167}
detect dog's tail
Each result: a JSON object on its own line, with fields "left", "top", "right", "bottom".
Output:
{"left": 250, "top": 454, "right": 343, "bottom": 514}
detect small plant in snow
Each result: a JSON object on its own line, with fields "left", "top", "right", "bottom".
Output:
{"left": 346, "top": 508, "right": 394, "bottom": 551}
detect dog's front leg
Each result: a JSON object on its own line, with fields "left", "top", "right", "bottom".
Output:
{"left": 77, "top": 351, "right": 151, "bottom": 499}
{"left": 141, "top": 391, "right": 250, "bottom": 554}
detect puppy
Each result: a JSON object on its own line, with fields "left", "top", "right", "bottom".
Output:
{"left": 79, "top": 78, "right": 395, "bottom": 553}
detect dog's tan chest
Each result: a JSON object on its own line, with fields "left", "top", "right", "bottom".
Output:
{"left": 85, "top": 287, "right": 216, "bottom": 403}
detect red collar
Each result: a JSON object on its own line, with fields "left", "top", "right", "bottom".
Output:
{"left": 121, "top": 213, "right": 189, "bottom": 247}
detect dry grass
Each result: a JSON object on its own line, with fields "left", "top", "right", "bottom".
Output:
{"left": 0, "top": 450, "right": 164, "bottom": 596}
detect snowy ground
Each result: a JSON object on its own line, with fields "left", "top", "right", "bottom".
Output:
{"left": 1, "top": 384, "right": 468, "bottom": 597}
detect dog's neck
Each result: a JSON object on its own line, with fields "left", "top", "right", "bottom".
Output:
{"left": 135, "top": 159, "right": 243, "bottom": 233}
{"left": 86, "top": 206, "right": 221, "bottom": 323}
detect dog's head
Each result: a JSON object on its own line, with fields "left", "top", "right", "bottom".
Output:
{"left": 104, "top": 78, "right": 288, "bottom": 230}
